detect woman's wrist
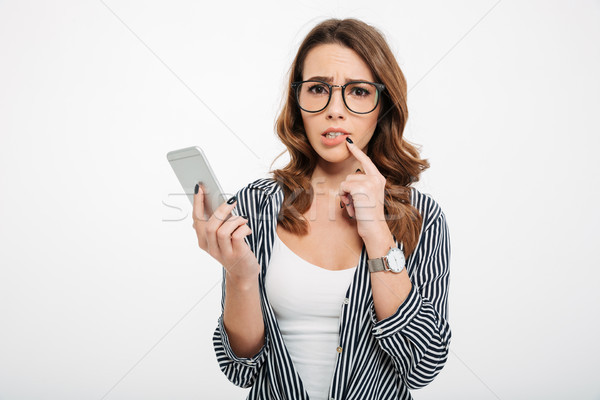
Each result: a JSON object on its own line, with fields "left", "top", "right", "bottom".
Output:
{"left": 361, "top": 222, "right": 396, "bottom": 258}
{"left": 226, "top": 270, "right": 259, "bottom": 292}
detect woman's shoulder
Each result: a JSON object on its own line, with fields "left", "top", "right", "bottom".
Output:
{"left": 234, "top": 177, "right": 281, "bottom": 203}
{"left": 409, "top": 186, "right": 446, "bottom": 231}
{"left": 239, "top": 177, "right": 279, "bottom": 194}
{"left": 245, "top": 177, "right": 279, "bottom": 191}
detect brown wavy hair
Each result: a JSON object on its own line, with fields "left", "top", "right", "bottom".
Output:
{"left": 269, "top": 18, "right": 430, "bottom": 257}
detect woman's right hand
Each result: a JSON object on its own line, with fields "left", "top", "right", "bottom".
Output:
{"left": 192, "top": 183, "right": 260, "bottom": 283}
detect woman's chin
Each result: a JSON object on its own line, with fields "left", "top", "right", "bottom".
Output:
{"left": 316, "top": 150, "right": 351, "bottom": 164}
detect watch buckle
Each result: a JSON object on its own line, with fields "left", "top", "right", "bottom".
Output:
{"left": 383, "top": 256, "right": 391, "bottom": 272}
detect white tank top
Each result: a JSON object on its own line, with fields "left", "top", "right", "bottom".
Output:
{"left": 265, "top": 232, "right": 357, "bottom": 400}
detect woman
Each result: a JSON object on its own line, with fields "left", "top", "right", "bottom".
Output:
{"left": 193, "top": 18, "right": 451, "bottom": 400}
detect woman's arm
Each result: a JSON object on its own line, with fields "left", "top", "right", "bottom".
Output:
{"left": 213, "top": 266, "right": 269, "bottom": 388}
{"left": 339, "top": 139, "right": 451, "bottom": 388}
{"left": 207, "top": 184, "right": 270, "bottom": 388}
{"left": 223, "top": 271, "right": 264, "bottom": 358}
{"left": 366, "top": 211, "right": 452, "bottom": 389}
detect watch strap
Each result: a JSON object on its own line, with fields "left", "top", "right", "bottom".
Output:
{"left": 367, "top": 257, "right": 387, "bottom": 273}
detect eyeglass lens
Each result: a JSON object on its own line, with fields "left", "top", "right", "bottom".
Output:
{"left": 296, "top": 81, "right": 380, "bottom": 113}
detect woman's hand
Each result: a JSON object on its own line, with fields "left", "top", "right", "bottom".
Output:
{"left": 339, "top": 139, "right": 389, "bottom": 240}
{"left": 192, "top": 184, "right": 260, "bottom": 283}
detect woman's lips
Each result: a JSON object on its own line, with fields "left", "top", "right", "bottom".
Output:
{"left": 321, "top": 133, "right": 349, "bottom": 146}
{"left": 322, "top": 127, "right": 350, "bottom": 135}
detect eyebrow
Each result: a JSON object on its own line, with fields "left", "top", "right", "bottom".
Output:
{"left": 305, "top": 76, "right": 369, "bottom": 83}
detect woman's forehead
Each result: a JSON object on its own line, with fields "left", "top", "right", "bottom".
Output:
{"left": 302, "top": 44, "right": 373, "bottom": 81}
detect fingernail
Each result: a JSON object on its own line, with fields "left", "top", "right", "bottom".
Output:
{"left": 346, "top": 137, "right": 353, "bottom": 144}
{"left": 194, "top": 184, "right": 199, "bottom": 195}
{"left": 227, "top": 196, "right": 237, "bottom": 205}
{"left": 340, "top": 200, "right": 344, "bottom": 209}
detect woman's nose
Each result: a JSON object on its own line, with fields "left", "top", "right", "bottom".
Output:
{"left": 326, "top": 87, "right": 347, "bottom": 118}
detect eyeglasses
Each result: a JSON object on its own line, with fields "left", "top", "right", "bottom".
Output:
{"left": 291, "top": 80, "right": 386, "bottom": 114}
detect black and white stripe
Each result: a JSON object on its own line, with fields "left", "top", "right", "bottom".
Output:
{"left": 213, "top": 178, "right": 451, "bottom": 399}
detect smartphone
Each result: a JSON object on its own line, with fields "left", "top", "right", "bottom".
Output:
{"left": 166, "top": 146, "right": 231, "bottom": 217}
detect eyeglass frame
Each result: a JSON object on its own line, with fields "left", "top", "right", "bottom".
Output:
{"left": 291, "top": 79, "right": 386, "bottom": 114}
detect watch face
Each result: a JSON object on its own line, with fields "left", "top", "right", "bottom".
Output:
{"left": 386, "top": 247, "right": 405, "bottom": 273}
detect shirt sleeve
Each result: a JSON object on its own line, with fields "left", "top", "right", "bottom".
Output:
{"left": 211, "top": 184, "right": 270, "bottom": 388}
{"left": 368, "top": 211, "right": 452, "bottom": 389}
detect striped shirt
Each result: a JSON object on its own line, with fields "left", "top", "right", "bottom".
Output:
{"left": 213, "top": 178, "right": 452, "bottom": 399}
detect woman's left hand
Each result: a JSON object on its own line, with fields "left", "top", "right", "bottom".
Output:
{"left": 339, "top": 139, "right": 389, "bottom": 239}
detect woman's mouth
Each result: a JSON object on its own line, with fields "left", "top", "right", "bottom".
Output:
{"left": 321, "top": 132, "right": 349, "bottom": 146}
{"left": 323, "top": 131, "right": 345, "bottom": 139}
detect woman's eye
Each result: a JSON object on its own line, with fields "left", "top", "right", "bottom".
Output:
{"left": 308, "top": 84, "right": 328, "bottom": 95}
{"left": 350, "top": 87, "right": 370, "bottom": 96}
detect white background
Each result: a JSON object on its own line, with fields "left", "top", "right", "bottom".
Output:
{"left": 1, "top": 1, "right": 599, "bottom": 399}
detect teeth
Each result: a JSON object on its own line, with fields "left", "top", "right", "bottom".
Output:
{"left": 325, "top": 132, "right": 345, "bottom": 138}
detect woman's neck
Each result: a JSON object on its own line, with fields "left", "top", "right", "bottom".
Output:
{"left": 310, "top": 158, "right": 361, "bottom": 194}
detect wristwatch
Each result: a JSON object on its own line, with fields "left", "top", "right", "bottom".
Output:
{"left": 367, "top": 246, "right": 405, "bottom": 273}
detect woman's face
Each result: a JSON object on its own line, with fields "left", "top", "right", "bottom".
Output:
{"left": 300, "top": 43, "right": 381, "bottom": 165}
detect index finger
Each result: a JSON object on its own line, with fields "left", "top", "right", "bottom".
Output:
{"left": 209, "top": 195, "right": 238, "bottom": 224}
{"left": 193, "top": 182, "right": 210, "bottom": 222}
{"left": 345, "top": 137, "right": 379, "bottom": 175}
